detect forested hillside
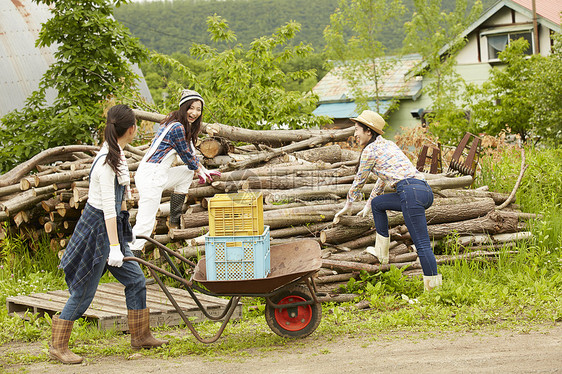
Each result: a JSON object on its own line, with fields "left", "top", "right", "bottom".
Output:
{"left": 114, "top": 0, "right": 496, "bottom": 55}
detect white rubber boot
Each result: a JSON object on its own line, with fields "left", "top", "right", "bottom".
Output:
{"left": 423, "top": 274, "right": 442, "bottom": 291}
{"left": 365, "top": 233, "right": 390, "bottom": 264}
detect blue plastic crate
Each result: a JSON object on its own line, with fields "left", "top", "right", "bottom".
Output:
{"left": 204, "top": 226, "right": 270, "bottom": 281}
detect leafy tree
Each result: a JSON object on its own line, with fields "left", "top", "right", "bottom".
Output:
{"left": 467, "top": 36, "right": 562, "bottom": 144}
{"left": 529, "top": 32, "right": 562, "bottom": 144}
{"left": 150, "top": 15, "right": 330, "bottom": 130}
{"left": 403, "top": 0, "right": 482, "bottom": 144}
{"left": 0, "top": 0, "right": 147, "bottom": 173}
{"left": 141, "top": 51, "right": 329, "bottom": 105}
{"left": 323, "top": 0, "right": 405, "bottom": 115}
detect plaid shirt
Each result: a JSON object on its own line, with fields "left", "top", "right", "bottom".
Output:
{"left": 146, "top": 121, "right": 199, "bottom": 170}
{"left": 59, "top": 203, "right": 108, "bottom": 293}
{"left": 348, "top": 136, "right": 424, "bottom": 204}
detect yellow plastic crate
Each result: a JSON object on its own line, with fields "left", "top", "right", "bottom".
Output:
{"left": 208, "top": 192, "right": 264, "bottom": 236}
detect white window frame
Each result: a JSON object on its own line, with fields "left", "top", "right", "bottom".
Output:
{"left": 480, "top": 24, "right": 535, "bottom": 62}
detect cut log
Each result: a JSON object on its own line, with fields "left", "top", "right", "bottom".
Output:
{"left": 32, "top": 169, "right": 90, "bottom": 188}
{"left": 244, "top": 174, "right": 355, "bottom": 190}
{"left": 132, "top": 109, "right": 354, "bottom": 147}
{"left": 454, "top": 231, "right": 533, "bottom": 247}
{"left": 227, "top": 133, "right": 355, "bottom": 171}
{"left": 263, "top": 184, "right": 375, "bottom": 204}
{"left": 0, "top": 145, "right": 100, "bottom": 188}
{"left": 55, "top": 202, "right": 82, "bottom": 219}
{"left": 169, "top": 227, "right": 209, "bottom": 240}
{"left": 269, "top": 222, "right": 332, "bottom": 239}
{"left": 320, "top": 225, "right": 373, "bottom": 245}
{"left": 438, "top": 189, "right": 510, "bottom": 205}
{"left": 316, "top": 272, "right": 359, "bottom": 284}
{"left": 0, "top": 191, "right": 53, "bottom": 217}
{"left": 0, "top": 183, "right": 22, "bottom": 198}
{"left": 199, "top": 137, "right": 232, "bottom": 158}
{"left": 286, "top": 144, "right": 344, "bottom": 164}
{"left": 334, "top": 197, "right": 497, "bottom": 229}
{"left": 180, "top": 211, "right": 209, "bottom": 229}
{"left": 13, "top": 211, "right": 29, "bottom": 227}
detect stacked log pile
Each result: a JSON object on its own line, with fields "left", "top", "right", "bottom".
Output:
{"left": 0, "top": 109, "right": 534, "bottom": 301}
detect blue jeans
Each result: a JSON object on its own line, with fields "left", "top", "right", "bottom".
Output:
{"left": 370, "top": 178, "right": 438, "bottom": 276}
{"left": 60, "top": 244, "right": 146, "bottom": 321}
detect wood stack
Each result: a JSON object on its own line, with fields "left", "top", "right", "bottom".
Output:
{"left": 0, "top": 109, "right": 535, "bottom": 301}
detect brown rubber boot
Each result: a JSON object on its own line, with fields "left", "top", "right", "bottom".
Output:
{"left": 49, "top": 315, "right": 83, "bottom": 364}
{"left": 128, "top": 308, "right": 168, "bottom": 349}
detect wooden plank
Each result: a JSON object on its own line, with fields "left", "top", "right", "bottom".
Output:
{"left": 46, "top": 290, "right": 129, "bottom": 315}
{"left": 5, "top": 282, "right": 243, "bottom": 331}
{"left": 100, "top": 283, "right": 201, "bottom": 311}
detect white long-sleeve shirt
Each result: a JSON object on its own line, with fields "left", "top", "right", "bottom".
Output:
{"left": 87, "top": 144, "right": 128, "bottom": 219}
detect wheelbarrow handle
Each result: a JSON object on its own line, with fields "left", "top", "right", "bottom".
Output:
{"left": 123, "top": 256, "right": 193, "bottom": 288}
{"left": 135, "top": 235, "right": 197, "bottom": 268}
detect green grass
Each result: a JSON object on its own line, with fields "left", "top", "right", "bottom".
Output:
{"left": 0, "top": 146, "right": 560, "bottom": 367}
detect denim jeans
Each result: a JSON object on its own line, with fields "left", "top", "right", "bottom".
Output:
{"left": 59, "top": 244, "right": 146, "bottom": 321}
{"left": 370, "top": 178, "right": 438, "bottom": 276}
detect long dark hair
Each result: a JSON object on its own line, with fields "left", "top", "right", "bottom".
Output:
{"left": 161, "top": 98, "right": 203, "bottom": 146}
{"left": 103, "top": 104, "right": 136, "bottom": 174}
{"left": 355, "top": 121, "right": 380, "bottom": 172}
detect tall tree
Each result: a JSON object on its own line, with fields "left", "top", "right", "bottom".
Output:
{"left": 323, "top": 0, "right": 405, "bottom": 115}
{"left": 0, "top": 0, "right": 147, "bottom": 173}
{"left": 530, "top": 32, "right": 562, "bottom": 145}
{"left": 404, "top": 0, "right": 482, "bottom": 143}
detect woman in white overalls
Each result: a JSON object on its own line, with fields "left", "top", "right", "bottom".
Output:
{"left": 130, "top": 90, "right": 219, "bottom": 253}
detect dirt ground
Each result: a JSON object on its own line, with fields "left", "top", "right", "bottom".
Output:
{"left": 2, "top": 324, "right": 561, "bottom": 374}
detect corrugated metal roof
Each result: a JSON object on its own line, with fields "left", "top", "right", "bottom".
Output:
{"left": 312, "top": 54, "right": 423, "bottom": 106}
{"left": 0, "top": 0, "right": 152, "bottom": 118}
{"left": 313, "top": 100, "right": 392, "bottom": 118}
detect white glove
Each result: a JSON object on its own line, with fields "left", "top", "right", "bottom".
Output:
{"left": 196, "top": 165, "right": 221, "bottom": 184}
{"left": 333, "top": 202, "right": 353, "bottom": 223}
{"left": 356, "top": 203, "right": 372, "bottom": 218}
{"left": 108, "top": 244, "right": 124, "bottom": 267}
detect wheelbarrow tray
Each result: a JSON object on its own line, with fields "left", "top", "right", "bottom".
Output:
{"left": 192, "top": 239, "right": 321, "bottom": 295}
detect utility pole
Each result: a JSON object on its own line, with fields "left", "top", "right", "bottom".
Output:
{"left": 532, "top": 0, "right": 539, "bottom": 54}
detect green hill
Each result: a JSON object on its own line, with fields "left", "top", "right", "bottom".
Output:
{"left": 114, "top": 0, "right": 340, "bottom": 54}
{"left": 115, "top": 0, "right": 496, "bottom": 55}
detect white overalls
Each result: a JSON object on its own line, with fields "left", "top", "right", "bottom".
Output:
{"left": 129, "top": 123, "right": 195, "bottom": 252}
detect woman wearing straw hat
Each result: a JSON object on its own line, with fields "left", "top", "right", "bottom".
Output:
{"left": 333, "top": 110, "right": 442, "bottom": 291}
{"left": 130, "top": 89, "right": 220, "bottom": 254}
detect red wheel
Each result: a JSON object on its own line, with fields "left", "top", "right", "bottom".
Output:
{"left": 274, "top": 295, "right": 313, "bottom": 331}
{"left": 265, "top": 285, "right": 321, "bottom": 338}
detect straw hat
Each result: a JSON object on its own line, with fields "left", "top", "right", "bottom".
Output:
{"left": 350, "top": 110, "right": 385, "bottom": 135}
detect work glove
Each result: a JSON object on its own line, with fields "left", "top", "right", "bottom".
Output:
{"left": 356, "top": 203, "right": 372, "bottom": 218}
{"left": 333, "top": 202, "right": 353, "bottom": 223}
{"left": 196, "top": 165, "right": 221, "bottom": 184}
{"left": 108, "top": 243, "right": 124, "bottom": 267}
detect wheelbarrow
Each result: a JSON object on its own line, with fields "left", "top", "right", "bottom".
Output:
{"left": 124, "top": 235, "right": 323, "bottom": 343}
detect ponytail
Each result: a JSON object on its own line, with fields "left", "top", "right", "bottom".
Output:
{"left": 103, "top": 104, "right": 136, "bottom": 174}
